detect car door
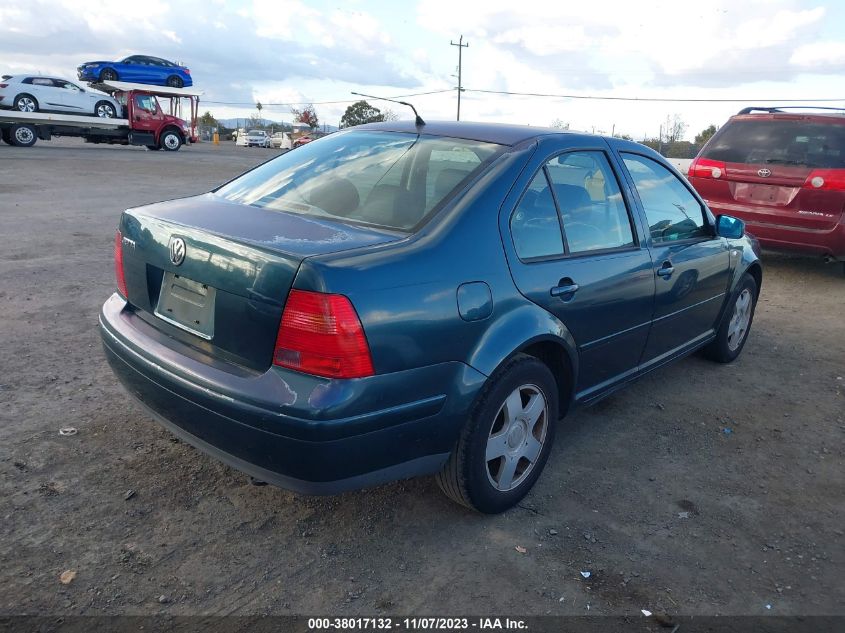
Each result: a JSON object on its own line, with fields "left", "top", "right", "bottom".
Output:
{"left": 503, "top": 140, "right": 656, "bottom": 400}
{"left": 618, "top": 151, "right": 731, "bottom": 365}
{"left": 119, "top": 56, "right": 143, "bottom": 82}
{"left": 54, "top": 80, "right": 87, "bottom": 114}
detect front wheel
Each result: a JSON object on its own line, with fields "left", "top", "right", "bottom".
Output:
{"left": 703, "top": 273, "right": 758, "bottom": 363}
{"left": 95, "top": 101, "right": 117, "bottom": 118}
{"left": 436, "top": 354, "right": 558, "bottom": 513}
{"left": 160, "top": 130, "right": 182, "bottom": 151}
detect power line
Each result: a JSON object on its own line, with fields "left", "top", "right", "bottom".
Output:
{"left": 462, "top": 88, "right": 845, "bottom": 103}
{"left": 204, "top": 88, "right": 453, "bottom": 107}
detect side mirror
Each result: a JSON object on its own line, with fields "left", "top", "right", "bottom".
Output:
{"left": 716, "top": 214, "right": 745, "bottom": 239}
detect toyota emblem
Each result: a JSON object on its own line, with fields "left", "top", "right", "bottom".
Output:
{"left": 758, "top": 168, "right": 772, "bottom": 177}
{"left": 169, "top": 236, "right": 186, "bottom": 266}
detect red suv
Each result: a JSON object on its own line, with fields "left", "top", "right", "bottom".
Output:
{"left": 689, "top": 107, "right": 845, "bottom": 273}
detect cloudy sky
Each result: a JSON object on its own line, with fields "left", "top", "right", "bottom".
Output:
{"left": 2, "top": 0, "right": 844, "bottom": 139}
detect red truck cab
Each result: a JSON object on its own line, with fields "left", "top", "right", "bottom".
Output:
{"left": 114, "top": 89, "right": 197, "bottom": 150}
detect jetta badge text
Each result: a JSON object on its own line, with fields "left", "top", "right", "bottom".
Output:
{"left": 169, "top": 236, "right": 186, "bottom": 266}
{"left": 758, "top": 168, "right": 772, "bottom": 177}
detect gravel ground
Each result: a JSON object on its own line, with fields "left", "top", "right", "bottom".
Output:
{"left": 1, "top": 138, "right": 843, "bottom": 617}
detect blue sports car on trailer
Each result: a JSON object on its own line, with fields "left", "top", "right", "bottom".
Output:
{"left": 78, "top": 55, "right": 192, "bottom": 88}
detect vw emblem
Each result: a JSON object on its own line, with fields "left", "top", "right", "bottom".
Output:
{"left": 169, "top": 236, "right": 186, "bottom": 266}
{"left": 758, "top": 168, "right": 772, "bottom": 177}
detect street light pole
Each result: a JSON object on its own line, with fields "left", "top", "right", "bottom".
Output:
{"left": 450, "top": 35, "right": 469, "bottom": 121}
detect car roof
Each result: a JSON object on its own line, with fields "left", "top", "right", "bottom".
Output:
{"left": 354, "top": 120, "right": 584, "bottom": 146}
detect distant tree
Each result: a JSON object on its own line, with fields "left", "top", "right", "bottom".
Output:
{"left": 291, "top": 104, "right": 319, "bottom": 129}
{"left": 662, "top": 113, "right": 687, "bottom": 143}
{"left": 616, "top": 133, "right": 633, "bottom": 141}
{"left": 381, "top": 108, "right": 399, "bottom": 122}
{"left": 694, "top": 124, "right": 718, "bottom": 145}
{"left": 340, "top": 100, "right": 385, "bottom": 128}
{"left": 246, "top": 114, "right": 264, "bottom": 129}
{"left": 550, "top": 119, "right": 570, "bottom": 129}
{"left": 198, "top": 111, "right": 218, "bottom": 126}
{"left": 256, "top": 101, "right": 264, "bottom": 123}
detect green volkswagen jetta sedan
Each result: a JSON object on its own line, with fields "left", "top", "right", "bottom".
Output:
{"left": 100, "top": 121, "right": 762, "bottom": 513}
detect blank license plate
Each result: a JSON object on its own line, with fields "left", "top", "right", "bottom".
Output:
{"left": 155, "top": 272, "right": 216, "bottom": 339}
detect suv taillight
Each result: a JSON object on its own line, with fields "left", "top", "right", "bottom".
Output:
{"left": 802, "top": 169, "right": 845, "bottom": 191}
{"left": 0, "top": 83, "right": 7, "bottom": 88}
{"left": 689, "top": 158, "right": 728, "bottom": 179}
{"left": 273, "top": 289, "right": 374, "bottom": 379}
{"left": 114, "top": 230, "right": 128, "bottom": 297}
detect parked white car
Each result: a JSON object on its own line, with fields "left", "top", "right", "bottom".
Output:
{"left": 241, "top": 129, "right": 271, "bottom": 148}
{"left": 0, "top": 75, "right": 121, "bottom": 118}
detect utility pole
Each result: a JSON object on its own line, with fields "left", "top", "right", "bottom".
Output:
{"left": 450, "top": 35, "right": 469, "bottom": 121}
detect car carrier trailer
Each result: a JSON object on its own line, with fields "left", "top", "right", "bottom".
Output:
{"left": 0, "top": 81, "right": 200, "bottom": 151}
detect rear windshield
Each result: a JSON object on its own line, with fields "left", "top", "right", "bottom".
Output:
{"left": 215, "top": 130, "right": 504, "bottom": 231}
{"left": 703, "top": 118, "right": 845, "bottom": 168}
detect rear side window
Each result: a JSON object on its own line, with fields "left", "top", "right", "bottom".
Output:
{"left": 703, "top": 119, "right": 845, "bottom": 168}
{"left": 546, "top": 152, "right": 635, "bottom": 253}
{"left": 622, "top": 153, "right": 709, "bottom": 243}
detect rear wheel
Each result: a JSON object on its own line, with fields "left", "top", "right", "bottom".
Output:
{"left": 10, "top": 124, "right": 37, "bottom": 147}
{"left": 436, "top": 354, "right": 558, "bottom": 513}
{"left": 166, "top": 75, "right": 184, "bottom": 88}
{"left": 703, "top": 273, "right": 758, "bottom": 363}
{"left": 160, "top": 129, "right": 182, "bottom": 151}
{"left": 14, "top": 94, "right": 38, "bottom": 112}
{"left": 99, "top": 69, "right": 118, "bottom": 82}
{"left": 95, "top": 101, "right": 117, "bottom": 118}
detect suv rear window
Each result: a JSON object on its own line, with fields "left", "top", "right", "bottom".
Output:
{"left": 703, "top": 118, "right": 845, "bottom": 168}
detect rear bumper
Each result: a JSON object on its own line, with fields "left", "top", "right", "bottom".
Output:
{"left": 707, "top": 201, "right": 845, "bottom": 259}
{"left": 99, "top": 294, "right": 485, "bottom": 494}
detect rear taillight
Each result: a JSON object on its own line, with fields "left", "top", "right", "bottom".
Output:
{"left": 0, "top": 83, "right": 7, "bottom": 88}
{"left": 802, "top": 169, "right": 845, "bottom": 191}
{"left": 184, "top": 69, "right": 191, "bottom": 74}
{"left": 114, "top": 230, "right": 128, "bottom": 297}
{"left": 273, "top": 289, "right": 374, "bottom": 379}
{"left": 689, "top": 158, "right": 728, "bottom": 179}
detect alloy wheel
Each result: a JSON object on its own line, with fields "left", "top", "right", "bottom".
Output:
{"left": 485, "top": 384, "right": 548, "bottom": 491}
{"left": 727, "top": 289, "right": 752, "bottom": 351}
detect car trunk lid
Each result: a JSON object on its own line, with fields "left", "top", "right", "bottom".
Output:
{"left": 118, "top": 194, "right": 404, "bottom": 370}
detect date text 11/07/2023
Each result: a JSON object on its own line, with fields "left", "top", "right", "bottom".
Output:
{"left": 308, "top": 618, "right": 528, "bottom": 630}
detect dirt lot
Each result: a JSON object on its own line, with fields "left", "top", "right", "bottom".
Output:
{"left": 1, "top": 138, "right": 842, "bottom": 617}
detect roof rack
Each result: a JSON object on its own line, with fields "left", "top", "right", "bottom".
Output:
{"left": 737, "top": 106, "right": 845, "bottom": 115}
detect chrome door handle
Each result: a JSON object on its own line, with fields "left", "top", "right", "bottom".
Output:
{"left": 656, "top": 264, "right": 675, "bottom": 279}
{"left": 550, "top": 283, "right": 580, "bottom": 298}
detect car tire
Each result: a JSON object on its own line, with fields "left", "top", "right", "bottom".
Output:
{"left": 160, "top": 130, "right": 182, "bottom": 151}
{"left": 1, "top": 128, "right": 12, "bottom": 144}
{"left": 703, "top": 272, "right": 758, "bottom": 363}
{"left": 9, "top": 124, "right": 37, "bottom": 147}
{"left": 13, "top": 94, "right": 38, "bottom": 113}
{"left": 99, "top": 69, "right": 118, "bottom": 82}
{"left": 166, "top": 76, "right": 184, "bottom": 88}
{"left": 436, "top": 354, "right": 558, "bottom": 514}
{"left": 95, "top": 101, "right": 117, "bottom": 118}
{"left": 146, "top": 145, "right": 160, "bottom": 151}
